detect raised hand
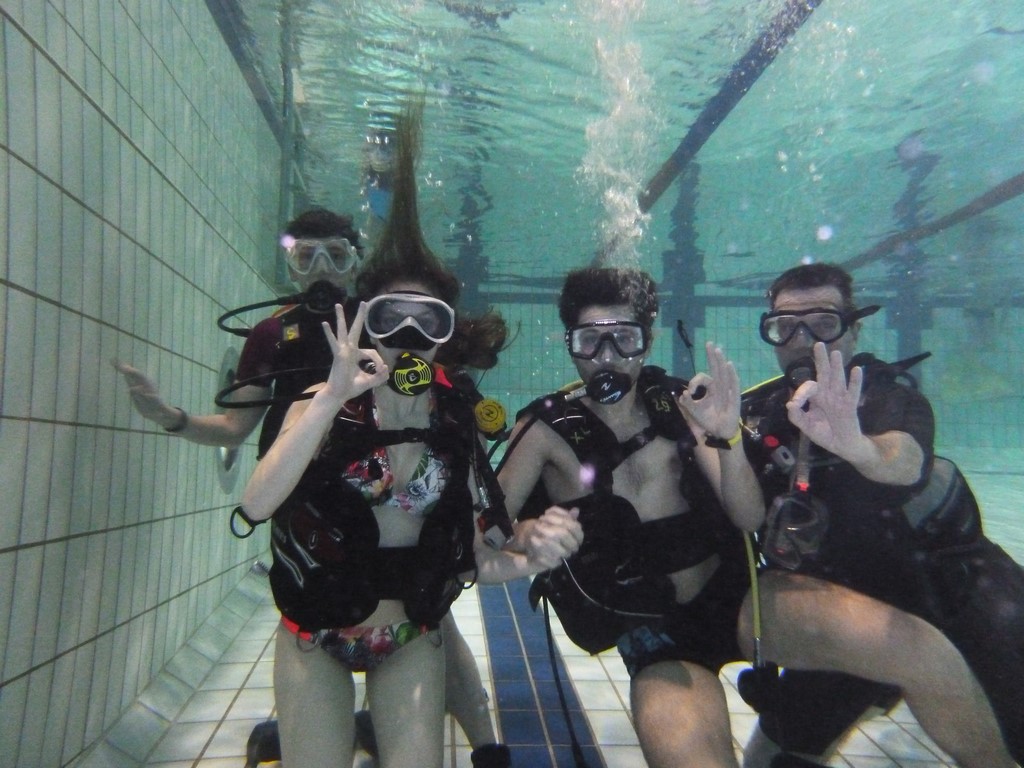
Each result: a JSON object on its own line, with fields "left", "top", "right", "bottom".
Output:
{"left": 677, "top": 341, "right": 742, "bottom": 442}
{"left": 785, "top": 342, "right": 865, "bottom": 456}
{"left": 111, "top": 359, "right": 180, "bottom": 428}
{"left": 320, "top": 302, "right": 389, "bottom": 403}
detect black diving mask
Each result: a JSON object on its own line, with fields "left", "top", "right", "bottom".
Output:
{"left": 762, "top": 490, "right": 829, "bottom": 570}
{"left": 759, "top": 305, "right": 880, "bottom": 347}
{"left": 566, "top": 320, "right": 648, "bottom": 360}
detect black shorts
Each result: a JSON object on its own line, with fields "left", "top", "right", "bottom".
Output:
{"left": 617, "top": 555, "right": 749, "bottom": 677}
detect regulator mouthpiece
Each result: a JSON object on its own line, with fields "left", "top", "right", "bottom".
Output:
{"left": 388, "top": 352, "right": 433, "bottom": 396}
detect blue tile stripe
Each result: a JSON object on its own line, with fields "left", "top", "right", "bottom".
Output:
{"left": 478, "top": 581, "right": 605, "bottom": 768}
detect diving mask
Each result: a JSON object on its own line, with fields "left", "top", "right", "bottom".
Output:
{"left": 759, "top": 305, "right": 880, "bottom": 347}
{"left": 762, "top": 490, "right": 829, "bottom": 570}
{"left": 281, "top": 235, "right": 359, "bottom": 276}
{"left": 566, "top": 320, "right": 649, "bottom": 360}
{"left": 365, "top": 293, "right": 455, "bottom": 346}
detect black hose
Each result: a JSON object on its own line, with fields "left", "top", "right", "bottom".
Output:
{"left": 216, "top": 294, "right": 306, "bottom": 338}
{"left": 213, "top": 367, "right": 328, "bottom": 408}
{"left": 542, "top": 597, "right": 591, "bottom": 768}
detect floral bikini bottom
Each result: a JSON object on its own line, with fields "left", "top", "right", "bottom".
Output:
{"left": 283, "top": 618, "right": 433, "bottom": 672}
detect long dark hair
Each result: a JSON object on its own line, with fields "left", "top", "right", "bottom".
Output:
{"left": 357, "top": 102, "right": 507, "bottom": 370}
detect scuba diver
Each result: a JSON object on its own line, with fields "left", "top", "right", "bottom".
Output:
{"left": 116, "top": 112, "right": 520, "bottom": 764}
{"left": 498, "top": 266, "right": 765, "bottom": 767}
{"left": 738, "top": 262, "right": 1023, "bottom": 767}
{"left": 113, "top": 207, "right": 362, "bottom": 456}
{"left": 236, "top": 102, "right": 581, "bottom": 768}
{"left": 114, "top": 207, "right": 374, "bottom": 764}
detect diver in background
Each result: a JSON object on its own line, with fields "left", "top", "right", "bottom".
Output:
{"left": 113, "top": 206, "right": 361, "bottom": 456}
{"left": 739, "top": 262, "right": 1023, "bottom": 767}
{"left": 114, "top": 114, "right": 399, "bottom": 451}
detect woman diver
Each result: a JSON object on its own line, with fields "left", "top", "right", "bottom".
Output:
{"left": 239, "top": 104, "right": 582, "bottom": 768}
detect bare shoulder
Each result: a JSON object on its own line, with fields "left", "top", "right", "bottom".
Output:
{"left": 510, "top": 414, "right": 582, "bottom": 483}
{"left": 500, "top": 412, "right": 585, "bottom": 487}
{"left": 500, "top": 413, "right": 582, "bottom": 517}
{"left": 504, "top": 415, "right": 561, "bottom": 467}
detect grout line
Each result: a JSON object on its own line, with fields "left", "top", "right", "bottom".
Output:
{"left": 482, "top": 580, "right": 605, "bottom": 767}
{"left": 188, "top": 617, "right": 278, "bottom": 767}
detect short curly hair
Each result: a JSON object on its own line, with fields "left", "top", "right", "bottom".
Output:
{"left": 558, "top": 267, "right": 659, "bottom": 334}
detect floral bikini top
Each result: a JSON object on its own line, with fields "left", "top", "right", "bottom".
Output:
{"left": 340, "top": 398, "right": 451, "bottom": 517}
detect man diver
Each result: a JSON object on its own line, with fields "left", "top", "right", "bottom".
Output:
{"left": 113, "top": 207, "right": 361, "bottom": 454}
{"left": 499, "top": 266, "right": 765, "bottom": 767}
{"left": 739, "top": 262, "right": 1024, "bottom": 767}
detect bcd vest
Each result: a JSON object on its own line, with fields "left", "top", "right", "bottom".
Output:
{"left": 741, "top": 352, "right": 982, "bottom": 564}
{"left": 513, "top": 366, "right": 741, "bottom": 653}
{"left": 268, "top": 370, "right": 484, "bottom": 633}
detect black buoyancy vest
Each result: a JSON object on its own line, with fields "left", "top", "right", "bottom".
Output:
{"left": 268, "top": 370, "right": 483, "bottom": 632}
{"left": 741, "top": 352, "right": 981, "bottom": 549}
{"left": 740, "top": 353, "right": 922, "bottom": 475}
{"left": 741, "top": 351, "right": 929, "bottom": 424}
{"left": 516, "top": 367, "right": 739, "bottom": 653}
{"left": 517, "top": 366, "right": 733, "bottom": 568}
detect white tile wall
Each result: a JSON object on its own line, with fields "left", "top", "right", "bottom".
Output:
{"left": 0, "top": 1, "right": 281, "bottom": 764}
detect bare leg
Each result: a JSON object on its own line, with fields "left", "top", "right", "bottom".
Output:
{"left": 273, "top": 624, "right": 356, "bottom": 766}
{"left": 739, "top": 573, "right": 1016, "bottom": 768}
{"left": 632, "top": 660, "right": 739, "bottom": 768}
{"left": 368, "top": 628, "right": 447, "bottom": 768}
{"left": 442, "top": 612, "right": 499, "bottom": 747}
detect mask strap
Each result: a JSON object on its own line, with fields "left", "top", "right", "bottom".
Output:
{"left": 848, "top": 304, "right": 881, "bottom": 322}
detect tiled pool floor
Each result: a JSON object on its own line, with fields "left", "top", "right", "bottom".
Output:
{"left": 84, "top": 571, "right": 959, "bottom": 768}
